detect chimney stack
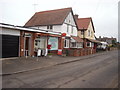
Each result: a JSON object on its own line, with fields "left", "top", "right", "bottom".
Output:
{"left": 74, "top": 14, "right": 79, "bottom": 21}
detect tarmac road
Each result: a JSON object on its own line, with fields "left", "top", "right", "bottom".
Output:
{"left": 2, "top": 50, "right": 118, "bottom": 88}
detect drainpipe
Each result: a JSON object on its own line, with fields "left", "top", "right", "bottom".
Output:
{"left": 82, "top": 27, "right": 86, "bottom": 48}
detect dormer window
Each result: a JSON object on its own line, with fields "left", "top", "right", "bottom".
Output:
{"left": 47, "top": 25, "right": 53, "bottom": 30}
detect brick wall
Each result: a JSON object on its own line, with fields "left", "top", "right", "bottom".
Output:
{"left": 20, "top": 31, "right": 36, "bottom": 57}
{"left": 63, "top": 48, "right": 96, "bottom": 56}
{"left": 49, "top": 50, "right": 58, "bottom": 54}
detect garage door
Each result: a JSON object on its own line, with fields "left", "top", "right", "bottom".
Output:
{"left": 2, "top": 35, "right": 19, "bottom": 58}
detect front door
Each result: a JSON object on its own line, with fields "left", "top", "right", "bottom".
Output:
{"left": 25, "top": 37, "right": 30, "bottom": 56}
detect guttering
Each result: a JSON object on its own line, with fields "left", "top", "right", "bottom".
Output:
{"left": 0, "top": 23, "right": 61, "bottom": 35}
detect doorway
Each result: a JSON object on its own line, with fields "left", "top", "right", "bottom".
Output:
{"left": 25, "top": 37, "right": 31, "bottom": 56}
{"left": 34, "top": 36, "right": 47, "bottom": 56}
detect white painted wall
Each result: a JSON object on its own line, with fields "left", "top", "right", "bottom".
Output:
{"left": 31, "top": 26, "right": 47, "bottom": 30}
{"left": 64, "top": 12, "right": 76, "bottom": 26}
{"left": 63, "top": 12, "right": 77, "bottom": 37}
{"left": 61, "top": 24, "right": 77, "bottom": 37}
{"left": 31, "top": 25, "right": 62, "bottom": 33}
{"left": 1, "top": 28, "right": 20, "bottom": 36}
{"left": 31, "top": 12, "right": 78, "bottom": 37}
{"left": 52, "top": 25, "right": 62, "bottom": 33}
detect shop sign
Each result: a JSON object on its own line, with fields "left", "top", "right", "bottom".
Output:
{"left": 25, "top": 33, "right": 31, "bottom": 37}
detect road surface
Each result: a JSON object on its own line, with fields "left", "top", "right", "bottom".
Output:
{"left": 2, "top": 50, "right": 118, "bottom": 88}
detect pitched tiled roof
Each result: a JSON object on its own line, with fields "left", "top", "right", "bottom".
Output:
{"left": 71, "top": 36, "right": 83, "bottom": 42}
{"left": 76, "top": 17, "right": 95, "bottom": 32}
{"left": 24, "top": 8, "right": 72, "bottom": 27}
{"left": 86, "top": 38, "right": 101, "bottom": 43}
{"left": 97, "top": 37, "right": 117, "bottom": 41}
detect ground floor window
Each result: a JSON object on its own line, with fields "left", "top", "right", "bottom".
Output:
{"left": 48, "top": 37, "right": 58, "bottom": 50}
{"left": 34, "top": 37, "right": 47, "bottom": 50}
{"left": 70, "top": 42, "right": 83, "bottom": 48}
{"left": 64, "top": 39, "right": 69, "bottom": 48}
{"left": 86, "top": 42, "right": 91, "bottom": 47}
{"left": 91, "top": 43, "right": 94, "bottom": 47}
{"left": 77, "top": 42, "right": 83, "bottom": 48}
{"left": 71, "top": 42, "right": 77, "bottom": 48}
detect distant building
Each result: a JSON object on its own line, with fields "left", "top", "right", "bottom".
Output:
{"left": 97, "top": 36, "right": 117, "bottom": 46}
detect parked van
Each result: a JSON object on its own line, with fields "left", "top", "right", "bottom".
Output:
{"left": 97, "top": 42, "right": 108, "bottom": 50}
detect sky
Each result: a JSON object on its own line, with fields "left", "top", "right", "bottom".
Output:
{"left": 0, "top": 0, "right": 119, "bottom": 41}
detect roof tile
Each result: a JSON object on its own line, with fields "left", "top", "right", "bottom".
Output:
{"left": 24, "top": 8, "right": 72, "bottom": 27}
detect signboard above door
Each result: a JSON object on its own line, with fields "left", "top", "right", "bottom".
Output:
{"left": 25, "top": 33, "right": 31, "bottom": 37}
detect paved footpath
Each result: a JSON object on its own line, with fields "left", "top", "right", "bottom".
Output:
{"left": 1, "top": 50, "right": 117, "bottom": 75}
{"left": 2, "top": 50, "right": 118, "bottom": 88}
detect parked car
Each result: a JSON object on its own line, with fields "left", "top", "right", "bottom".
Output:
{"left": 97, "top": 42, "right": 108, "bottom": 50}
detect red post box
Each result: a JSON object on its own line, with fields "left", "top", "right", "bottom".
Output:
{"left": 47, "top": 45, "right": 51, "bottom": 50}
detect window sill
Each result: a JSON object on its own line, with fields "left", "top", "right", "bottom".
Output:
{"left": 64, "top": 47, "right": 69, "bottom": 48}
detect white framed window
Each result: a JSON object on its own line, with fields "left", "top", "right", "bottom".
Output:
{"left": 91, "top": 43, "right": 94, "bottom": 47}
{"left": 47, "top": 25, "right": 53, "bottom": 30}
{"left": 71, "top": 42, "right": 77, "bottom": 48}
{"left": 64, "top": 39, "right": 69, "bottom": 48}
{"left": 86, "top": 42, "right": 91, "bottom": 47}
{"left": 91, "top": 31, "right": 93, "bottom": 37}
{"left": 77, "top": 42, "right": 83, "bottom": 48}
{"left": 70, "top": 42, "right": 83, "bottom": 48}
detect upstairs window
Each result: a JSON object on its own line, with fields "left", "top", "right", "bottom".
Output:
{"left": 69, "top": 20, "right": 70, "bottom": 23}
{"left": 91, "top": 31, "right": 94, "bottom": 37}
{"left": 88, "top": 30, "right": 91, "bottom": 36}
{"left": 47, "top": 25, "right": 53, "bottom": 30}
{"left": 81, "top": 31, "right": 84, "bottom": 35}
{"left": 50, "top": 25, "right": 53, "bottom": 29}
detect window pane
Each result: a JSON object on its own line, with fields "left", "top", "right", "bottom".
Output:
{"left": 47, "top": 26, "right": 49, "bottom": 29}
{"left": 64, "top": 40, "right": 66, "bottom": 47}
{"left": 50, "top": 25, "right": 53, "bottom": 29}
